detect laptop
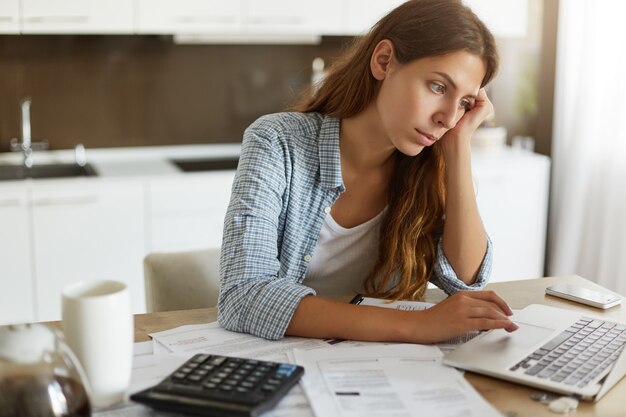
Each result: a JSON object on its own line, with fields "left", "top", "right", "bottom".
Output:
{"left": 443, "top": 304, "right": 626, "bottom": 401}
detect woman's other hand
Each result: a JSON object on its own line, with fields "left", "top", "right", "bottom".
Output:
{"left": 440, "top": 88, "right": 494, "bottom": 153}
{"left": 416, "top": 290, "right": 518, "bottom": 343}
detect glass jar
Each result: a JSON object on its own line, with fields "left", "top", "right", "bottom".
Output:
{"left": 0, "top": 323, "right": 91, "bottom": 417}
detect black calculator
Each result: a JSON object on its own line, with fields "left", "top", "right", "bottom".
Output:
{"left": 130, "top": 353, "right": 304, "bottom": 417}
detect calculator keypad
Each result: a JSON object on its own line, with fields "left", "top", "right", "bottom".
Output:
{"left": 159, "top": 354, "right": 299, "bottom": 404}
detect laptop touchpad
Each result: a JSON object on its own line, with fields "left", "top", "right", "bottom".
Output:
{"left": 479, "top": 322, "right": 555, "bottom": 351}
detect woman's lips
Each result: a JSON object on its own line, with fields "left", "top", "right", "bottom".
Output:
{"left": 415, "top": 129, "right": 438, "bottom": 145}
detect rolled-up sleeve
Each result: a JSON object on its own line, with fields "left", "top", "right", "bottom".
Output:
{"left": 217, "top": 122, "right": 315, "bottom": 340}
{"left": 429, "top": 236, "right": 493, "bottom": 295}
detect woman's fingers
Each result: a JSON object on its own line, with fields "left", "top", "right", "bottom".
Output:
{"left": 420, "top": 290, "right": 519, "bottom": 341}
{"left": 473, "top": 88, "right": 494, "bottom": 118}
{"left": 449, "top": 291, "right": 518, "bottom": 332}
{"left": 457, "top": 88, "right": 493, "bottom": 131}
{"left": 468, "top": 305, "right": 510, "bottom": 321}
{"left": 473, "top": 317, "right": 519, "bottom": 333}
{"left": 459, "top": 290, "right": 513, "bottom": 316}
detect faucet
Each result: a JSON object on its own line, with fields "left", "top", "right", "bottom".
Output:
{"left": 9, "top": 97, "right": 48, "bottom": 167}
{"left": 20, "top": 97, "right": 33, "bottom": 168}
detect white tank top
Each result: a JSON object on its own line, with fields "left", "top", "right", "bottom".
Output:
{"left": 303, "top": 208, "right": 386, "bottom": 297}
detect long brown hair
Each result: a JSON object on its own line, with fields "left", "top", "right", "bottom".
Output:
{"left": 295, "top": 0, "right": 498, "bottom": 300}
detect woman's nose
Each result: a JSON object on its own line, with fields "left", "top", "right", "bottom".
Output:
{"left": 433, "top": 106, "right": 458, "bottom": 129}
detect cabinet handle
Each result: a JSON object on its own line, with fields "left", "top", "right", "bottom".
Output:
{"left": 33, "top": 196, "right": 99, "bottom": 206}
{"left": 0, "top": 17, "right": 15, "bottom": 23}
{"left": 0, "top": 198, "right": 22, "bottom": 207}
{"left": 247, "top": 16, "right": 305, "bottom": 25}
{"left": 24, "top": 16, "right": 90, "bottom": 24}
{"left": 174, "top": 16, "right": 237, "bottom": 24}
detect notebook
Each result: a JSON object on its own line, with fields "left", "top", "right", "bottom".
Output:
{"left": 443, "top": 304, "right": 626, "bottom": 401}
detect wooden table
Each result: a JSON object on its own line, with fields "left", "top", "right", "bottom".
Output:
{"left": 49, "top": 275, "right": 626, "bottom": 417}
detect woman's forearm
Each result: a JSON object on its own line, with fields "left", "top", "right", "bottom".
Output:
{"left": 285, "top": 295, "right": 419, "bottom": 342}
{"left": 285, "top": 292, "right": 517, "bottom": 344}
{"left": 442, "top": 144, "right": 488, "bottom": 284}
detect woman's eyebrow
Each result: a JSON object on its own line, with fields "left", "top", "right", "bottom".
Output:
{"left": 432, "top": 71, "right": 477, "bottom": 99}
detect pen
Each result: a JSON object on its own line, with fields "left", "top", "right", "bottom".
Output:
{"left": 349, "top": 294, "right": 364, "bottom": 305}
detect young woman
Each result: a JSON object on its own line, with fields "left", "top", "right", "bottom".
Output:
{"left": 218, "top": 0, "right": 519, "bottom": 343}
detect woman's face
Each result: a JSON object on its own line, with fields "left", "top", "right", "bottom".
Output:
{"left": 374, "top": 50, "right": 486, "bottom": 156}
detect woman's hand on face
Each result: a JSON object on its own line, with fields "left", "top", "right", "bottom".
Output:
{"left": 458, "top": 88, "right": 494, "bottom": 132}
{"left": 439, "top": 88, "right": 494, "bottom": 152}
{"left": 417, "top": 290, "right": 518, "bottom": 344}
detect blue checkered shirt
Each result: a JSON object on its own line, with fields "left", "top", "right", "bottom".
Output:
{"left": 218, "top": 112, "right": 492, "bottom": 340}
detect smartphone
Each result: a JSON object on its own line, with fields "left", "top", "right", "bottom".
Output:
{"left": 545, "top": 283, "right": 622, "bottom": 309}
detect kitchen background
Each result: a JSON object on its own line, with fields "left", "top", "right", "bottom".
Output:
{"left": 0, "top": 35, "right": 351, "bottom": 149}
{"left": 1, "top": 0, "right": 562, "bottom": 324}
{"left": 0, "top": 0, "right": 556, "bottom": 155}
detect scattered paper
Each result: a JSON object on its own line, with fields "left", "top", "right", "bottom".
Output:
{"left": 146, "top": 322, "right": 326, "bottom": 417}
{"left": 95, "top": 315, "right": 504, "bottom": 417}
{"left": 149, "top": 322, "right": 329, "bottom": 362}
{"left": 96, "top": 323, "right": 323, "bottom": 417}
{"left": 294, "top": 344, "right": 501, "bottom": 417}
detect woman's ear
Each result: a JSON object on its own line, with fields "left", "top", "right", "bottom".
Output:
{"left": 370, "top": 39, "right": 395, "bottom": 81}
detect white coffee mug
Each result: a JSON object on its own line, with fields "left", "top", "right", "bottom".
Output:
{"left": 62, "top": 280, "right": 133, "bottom": 408}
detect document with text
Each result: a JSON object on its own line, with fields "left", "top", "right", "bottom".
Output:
{"left": 294, "top": 344, "right": 501, "bottom": 417}
{"left": 149, "top": 322, "right": 329, "bottom": 361}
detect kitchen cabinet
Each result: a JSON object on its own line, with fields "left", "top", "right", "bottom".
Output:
{"left": 147, "top": 171, "right": 235, "bottom": 252}
{"left": 136, "top": 0, "right": 342, "bottom": 37}
{"left": 136, "top": 0, "right": 241, "bottom": 35}
{"left": 464, "top": 0, "right": 528, "bottom": 38}
{"left": 0, "top": 0, "right": 20, "bottom": 34}
{"left": 7, "top": 0, "right": 527, "bottom": 37}
{"left": 0, "top": 160, "right": 235, "bottom": 325}
{"left": 20, "top": 0, "right": 133, "bottom": 34}
{"left": 344, "top": 0, "right": 405, "bottom": 35}
{"left": 30, "top": 179, "right": 145, "bottom": 322}
{"left": 0, "top": 185, "right": 34, "bottom": 324}
{"left": 243, "top": 0, "right": 343, "bottom": 35}
{"left": 473, "top": 149, "right": 550, "bottom": 282}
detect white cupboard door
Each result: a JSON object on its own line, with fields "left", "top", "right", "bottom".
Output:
{"left": 344, "top": 0, "right": 406, "bottom": 35}
{"left": 243, "top": 0, "right": 342, "bottom": 35}
{"left": 463, "top": 0, "right": 528, "bottom": 38}
{"left": 473, "top": 150, "right": 550, "bottom": 282}
{"left": 148, "top": 172, "right": 235, "bottom": 252}
{"left": 20, "top": 0, "right": 133, "bottom": 34}
{"left": 136, "top": 0, "right": 241, "bottom": 34}
{"left": 0, "top": 185, "right": 34, "bottom": 325}
{"left": 31, "top": 180, "right": 145, "bottom": 322}
{"left": 0, "top": 0, "right": 19, "bottom": 34}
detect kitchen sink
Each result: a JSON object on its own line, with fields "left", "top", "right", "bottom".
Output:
{"left": 0, "top": 163, "right": 98, "bottom": 181}
{"left": 170, "top": 157, "right": 239, "bottom": 172}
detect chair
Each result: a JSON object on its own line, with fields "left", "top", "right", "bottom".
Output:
{"left": 143, "top": 248, "right": 221, "bottom": 313}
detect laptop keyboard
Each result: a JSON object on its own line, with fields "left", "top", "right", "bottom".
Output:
{"left": 509, "top": 317, "right": 626, "bottom": 388}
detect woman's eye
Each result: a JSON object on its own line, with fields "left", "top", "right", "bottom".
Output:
{"left": 429, "top": 82, "right": 445, "bottom": 94}
{"left": 460, "top": 99, "right": 473, "bottom": 112}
